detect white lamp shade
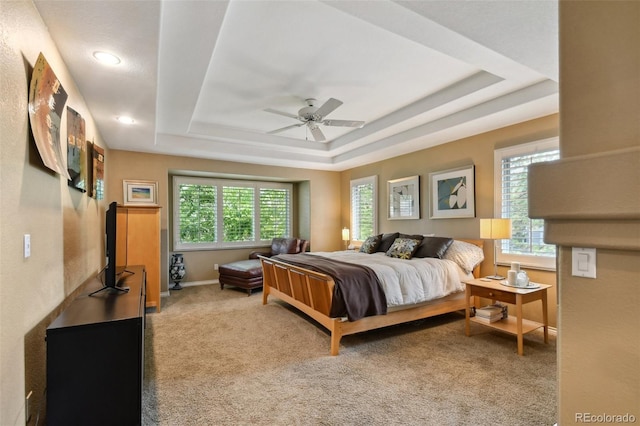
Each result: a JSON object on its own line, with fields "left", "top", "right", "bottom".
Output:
{"left": 342, "top": 228, "right": 350, "bottom": 241}
{"left": 480, "top": 218, "right": 512, "bottom": 239}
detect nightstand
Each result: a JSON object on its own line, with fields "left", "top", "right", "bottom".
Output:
{"left": 464, "top": 278, "right": 551, "bottom": 355}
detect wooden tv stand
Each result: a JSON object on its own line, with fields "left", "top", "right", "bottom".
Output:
{"left": 46, "top": 265, "right": 146, "bottom": 425}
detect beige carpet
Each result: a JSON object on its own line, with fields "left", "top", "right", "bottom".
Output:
{"left": 142, "top": 284, "right": 556, "bottom": 425}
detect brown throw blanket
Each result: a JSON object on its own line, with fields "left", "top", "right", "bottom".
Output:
{"left": 272, "top": 253, "right": 387, "bottom": 321}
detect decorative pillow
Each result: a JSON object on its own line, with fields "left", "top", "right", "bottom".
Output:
{"left": 385, "top": 238, "right": 421, "bottom": 260}
{"left": 413, "top": 237, "right": 454, "bottom": 259}
{"left": 399, "top": 233, "right": 424, "bottom": 241}
{"left": 376, "top": 232, "right": 400, "bottom": 253}
{"left": 443, "top": 240, "right": 485, "bottom": 273}
{"left": 359, "top": 234, "right": 382, "bottom": 254}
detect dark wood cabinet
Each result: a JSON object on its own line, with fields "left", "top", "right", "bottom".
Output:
{"left": 46, "top": 265, "right": 146, "bottom": 425}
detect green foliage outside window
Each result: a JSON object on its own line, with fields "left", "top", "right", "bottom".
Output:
{"left": 222, "top": 186, "right": 254, "bottom": 242}
{"left": 174, "top": 177, "right": 292, "bottom": 249}
{"left": 259, "top": 188, "right": 290, "bottom": 240}
{"left": 178, "top": 183, "right": 216, "bottom": 243}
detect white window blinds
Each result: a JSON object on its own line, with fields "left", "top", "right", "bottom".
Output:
{"left": 259, "top": 187, "right": 291, "bottom": 240}
{"left": 173, "top": 176, "right": 292, "bottom": 250}
{"left": 350, "top": 176, "right": 377, "bottom": 241}
{"left": 495, "top": 138, "right": 559, "bottom": 269}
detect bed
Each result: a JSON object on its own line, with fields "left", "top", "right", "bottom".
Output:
{"left": 260, "top": 236, "right": 485, "bottom": 355}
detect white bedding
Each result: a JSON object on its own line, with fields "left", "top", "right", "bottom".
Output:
{"left": 307, "top": 251, "right": 472, "bottom": 308}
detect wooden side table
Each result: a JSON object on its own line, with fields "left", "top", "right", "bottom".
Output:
{"left": 465, "top": 278, "right": 551, "bottom": 355}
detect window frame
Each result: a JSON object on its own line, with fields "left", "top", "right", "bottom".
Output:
{"left": 173, "top": 176, "right": 292, "bottom": 251}
{"left": 494, "top": 137, "right": 559, "bottom": 271}
{"left": 350, "top": 175, "right": 378, "bottom": 242}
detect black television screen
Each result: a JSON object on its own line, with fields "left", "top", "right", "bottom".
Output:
{"left": 90, "top": 201, "right": 129, "bottom": 296}
{"left": 104, "top": 201, "right": 118, "bottom": 288}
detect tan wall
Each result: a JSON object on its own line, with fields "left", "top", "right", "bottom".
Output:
{"left": 106, "top": 151, "right": 341, "bottom": 291}
{"left": 341, "top": 115, "right": 560, "bottom": 327}
{"left": 8, "top": 2, "right": 637, "bottom": 424}
{"left": 530, "top": 1, "right": 640, "bottom": 423}
{"left": 1, "top": 2, "right": 109, "bottom": 423}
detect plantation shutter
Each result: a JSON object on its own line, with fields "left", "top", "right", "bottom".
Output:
{"left": 173, "top": 176, "right": 292, "bottom": 250}
{"left": 259, "top": 187, "right": 291, "bottom": 239}
{"left": 222, "top": 186, "right": 255, "bottom": 242}
{"left": 177, "top": 183, "right": 217, "bottom": 243}
{"left": 351, "top": 179, "right": 375, "bottom": 241}
{"left": 500, "top": 148, "right": 559, "bottom": 257}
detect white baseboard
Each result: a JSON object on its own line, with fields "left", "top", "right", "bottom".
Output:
{"left": 162, "top": 280, "right": 219, "bottom": 297}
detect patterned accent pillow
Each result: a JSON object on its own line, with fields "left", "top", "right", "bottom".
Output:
{"left": 443, "top": 240, "right": 485, "bottom": 273}
{"left": 359, "top": 234, "right": 382, "bottom": 254}
{"left": 385, "top": 238, "right": 421, "bottom": 259}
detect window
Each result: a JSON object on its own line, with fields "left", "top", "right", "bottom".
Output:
{"left": 495, "top": 138, "right": 559, "bottom": 270}
{"left": 173, "top": 176, "right": 292, "bottom": 250}
{"left": 350, "top": 176, "right": 377, "bottom": 241}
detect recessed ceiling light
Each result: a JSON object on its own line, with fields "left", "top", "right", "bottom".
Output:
{"left": 116, "top": 116, "right": 135, "bottom": 125}
{"left": 93, "top": 51, "right": 121, "bottom": 65}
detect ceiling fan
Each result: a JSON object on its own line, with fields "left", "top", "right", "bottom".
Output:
{"left": 264, "top": 98, "right": 365, "bottom": 142}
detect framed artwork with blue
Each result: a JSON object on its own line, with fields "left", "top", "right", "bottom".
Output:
{"left": 429, "top": 165, "right": 475, "bottom": 219}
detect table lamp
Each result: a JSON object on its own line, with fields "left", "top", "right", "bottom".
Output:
{"left": 480, "top": 218, "right": 512, "bottom": 280}
{"left": 342, "top": 227, "right": 350, "bottom": 250}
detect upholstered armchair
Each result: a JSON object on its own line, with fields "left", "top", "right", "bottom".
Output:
{"left": 249, "top": 237, "right": 309, "bottom": 259}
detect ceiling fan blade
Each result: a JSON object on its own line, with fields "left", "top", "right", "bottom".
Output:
{"left": 314, "top": 98, "right": 343, "bottom": 119}
{"left": 264, "top": 108, "right": 299, "bottom": 120}
{"left": 267, "top": 123, "right": 304, "bottom": 135}
{"left": 322, "top": 119, "right": 365, "bottom": 128}
{"left": 309, "top": 124, "right": 326, "bottom": 142}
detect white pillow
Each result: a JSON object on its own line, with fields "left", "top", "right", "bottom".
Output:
{"left": 443, "top": 240, "right": 484, "bottom": 273}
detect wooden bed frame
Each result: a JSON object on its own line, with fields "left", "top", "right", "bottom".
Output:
{"left": 261, "top": 239, "right": 484, "bottom": 355}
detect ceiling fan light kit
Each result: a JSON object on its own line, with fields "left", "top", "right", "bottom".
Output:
{"left": 265, "top": 97, "right": 365, "bottom": 142}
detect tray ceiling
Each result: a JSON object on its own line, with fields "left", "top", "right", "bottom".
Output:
{"left": 34, "top": 0, "right": 558, "bottom": 171}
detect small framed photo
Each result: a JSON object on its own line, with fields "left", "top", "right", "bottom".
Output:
{"left": 388, "top": 175, "right": 420, "bottom": 220}
{"left": 123, "top": 180, "right": 158, "bottom": 206}
{"left": 429, "top": 165, "right": 475, "bottom": 219}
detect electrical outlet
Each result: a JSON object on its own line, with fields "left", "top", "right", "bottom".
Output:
{"left": 26, "top": 391, "right": 32, "bottom": 423}
{"left": 214, "top": 263, "right": 219, "bottom": 271}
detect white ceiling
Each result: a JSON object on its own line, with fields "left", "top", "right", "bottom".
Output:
{"left": 34, "top": 0, "right": 558, "bottom": 171}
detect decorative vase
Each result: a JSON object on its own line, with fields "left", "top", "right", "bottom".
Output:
{"left": 170, "top": 253, "right": 186, "bottom": 290}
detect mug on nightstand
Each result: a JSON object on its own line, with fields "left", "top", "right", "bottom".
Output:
{"left": 515, "top": 271, "right": 530, "bottom": 287}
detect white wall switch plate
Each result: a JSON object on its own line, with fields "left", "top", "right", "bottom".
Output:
{"left": 572, "top": 247, "right": 596, "bottom": 278}
{"left": 24, "top": 234, "right": 31, "bottom": 258}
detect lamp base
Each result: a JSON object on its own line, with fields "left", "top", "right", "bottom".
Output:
{"left": 485, "top": 275, "right": 505, "bottom": 280}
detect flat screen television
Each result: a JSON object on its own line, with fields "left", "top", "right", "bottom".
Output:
{"left": 90, "top": 201, "right": 130, "bottom": 296}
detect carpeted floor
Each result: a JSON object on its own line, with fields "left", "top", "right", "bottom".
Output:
{"left": 142, "top": 284, "right": 557, "bottom": 425}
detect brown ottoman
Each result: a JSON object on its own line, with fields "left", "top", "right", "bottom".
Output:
{"left": 218, "top": 259, "right": 263, "bottom": 296}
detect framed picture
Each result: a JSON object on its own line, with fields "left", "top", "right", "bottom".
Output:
{"left": 429, "top": 165, "right": 475, "bottom": 219}
{"left": 123, "top": 180, "right": 158, "bottom": 206}
{"left": 388, "top": 175, "right": 420, "bottom": 220}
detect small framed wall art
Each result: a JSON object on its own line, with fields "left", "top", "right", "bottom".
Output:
{"left": 388, "top": 175, "right": 420, "bottom": 220}
{"left": 429, "top": 165, "right": 475, "bottom": 219}
{"left": 123, "top": 180, "right": 158, "bottom": 206}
